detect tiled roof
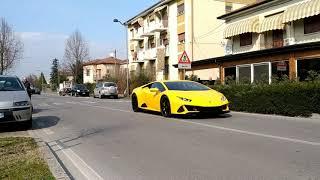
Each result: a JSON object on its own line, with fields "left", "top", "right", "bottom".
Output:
{"left": 83, "top": 57, "right": 126, "bottom": 66}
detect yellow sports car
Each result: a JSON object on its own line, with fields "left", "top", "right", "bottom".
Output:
{"left": 131, "top": 80, "right": 229, "bottom": 117}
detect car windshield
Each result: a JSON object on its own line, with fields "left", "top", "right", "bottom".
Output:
{"left": 0, "top": 77, "right": 24, "bottom": 91}
{"left": 104, "top": 83, "right": 116, "bottom": 87}
{"left": 75, "top": 85, "right": 87, "bottom": 90}
{"left": 164, "top": 81, "right": 210, "bottom": 91}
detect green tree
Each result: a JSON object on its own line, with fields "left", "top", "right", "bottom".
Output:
{"left": 50, "top": 58, "right": 59, "bottom": 90}
{"left": 38, "top": 72, "right": 47, "bottom": 90}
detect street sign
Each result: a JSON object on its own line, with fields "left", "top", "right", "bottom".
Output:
{"left": 178, "top": 51, "right": 191, "bottom": 69}
{"left": 277, "top": 61, "right": 287, "bottom": 71}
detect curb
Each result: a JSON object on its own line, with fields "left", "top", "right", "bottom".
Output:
{"left": 29, "top": 131, "right": 72, "bottom": 180}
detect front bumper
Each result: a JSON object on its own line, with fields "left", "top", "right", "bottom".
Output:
{"left": 76, "top": 91, "right": 89, "bottom": 96}
{"left": 173, "top": 104, "right": 230, "bottom": 115}
{"left": 0, "top": 107, "right": 32, "bottom": 123}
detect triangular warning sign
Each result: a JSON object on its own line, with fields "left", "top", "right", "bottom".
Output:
{"left": 179, "top": 51, "right": 191, "bottom": 64}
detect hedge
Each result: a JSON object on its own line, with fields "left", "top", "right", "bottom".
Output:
{"left": 211, "top": 82, "right": 320, "bottom": 117}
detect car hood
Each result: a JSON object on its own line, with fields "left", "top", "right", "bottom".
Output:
{"left": 0, "top": 91, "right": 29, "bottom": 108}
{"left": 168, "top": 90, "right": 228, "bottom": 106}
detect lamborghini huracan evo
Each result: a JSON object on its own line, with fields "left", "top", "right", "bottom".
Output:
{"left": 131, "top": 80, "right": 230, "bottom": 117}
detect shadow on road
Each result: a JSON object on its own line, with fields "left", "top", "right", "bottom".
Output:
{"left": 32, "top": 116, "right": 60, "bottom": 130}
{"left": 138, "top": 109, "right": 232, "bottom": 119}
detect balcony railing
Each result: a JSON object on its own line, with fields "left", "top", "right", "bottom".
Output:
{"left": 130, "top": 28, "right": 144, "bottom": 41}
{"left": 144, "top": 48, "right": 157, "bottom": 60}
{"left": 149, "top": 20, "right": 168, "bottom": 33}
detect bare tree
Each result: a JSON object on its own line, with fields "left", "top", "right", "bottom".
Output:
{"left": 64, "top": 30, "right": 89, "bottom": 83}
{"left": 0, "top": 18, "right": 23, "bottom": 75}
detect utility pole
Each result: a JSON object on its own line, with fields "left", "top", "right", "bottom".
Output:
{"left": 114, "top": 49, "right": 117, "bottom": 77}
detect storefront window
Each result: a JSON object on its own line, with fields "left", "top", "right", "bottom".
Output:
{"left": 271, "top": 61, "right": 289, "bottom": 81}
{"left": 225, "top": 67, "right": 236, "bottom": 84}
{"left": 238, "top": 65, "right": 251, "bottom": 83}
{"left": 254, "top": 63, "right": 269, "bottom": 83}
{"left": 298, "top": 59, "right": 320, "bottom": 81}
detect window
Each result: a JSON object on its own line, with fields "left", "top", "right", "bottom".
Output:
{"left": 106, "top": 69, "right": 110, "bottom": 74}
{"left": 86, "top": 69, "right": 90, "bottom": 76}
{"left": 225, "top": 2, "right": 233, "bottom": 13}
{"left": 240, "top": 33, "right": 252, "bottom": 46}
{"left": 254, "top": 63, "right": 269, "bottom": 83}
{"left": 178, "top": 33, "right": 185, "bottom": 44}
{"left": 148, "top": 36, "right": 156, "bottom": 48}
{"left": 297, "top": 59, "right": 320, "bottom": 81}
{"left": 97, "top": 69, "right": 101, "bottom": 79}
{"left": 139, "top": 40, "right": 144, "bottom": 49}
{"left": 238, "top": 65, "right": 251, "bottom": 83}
{"left": 272, "top": 30, "right": 284, "bottom": 48}
{"left": 177, "top": 3, "right": 185, "bottom": 16}
{"left": 225, "top": 67, "right": 236, "bottom": 83}
{"left": 151, "top": 82, "right": 166, "bottom": 92}
{"left": 272, "top": 61, "right": 289, "bottom": 80}
{"left": 304, "top": 15, "right": 320, "bottom": 34}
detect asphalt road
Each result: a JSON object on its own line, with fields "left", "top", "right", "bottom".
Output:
{"left": 27, "top": 94, "right": 320, "bottom": 180}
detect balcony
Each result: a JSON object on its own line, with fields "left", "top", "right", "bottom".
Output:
{"left": 141, "top": 27, "right": 155, "bottom": 37}
{"left": 144, "top": 48, "right": 157, "bottom": 60}
{"left": 130, "top": 28, "right": 144, "bottom": 41}
{"left": 149, "top": 20, "right": 168, "bottom": 33}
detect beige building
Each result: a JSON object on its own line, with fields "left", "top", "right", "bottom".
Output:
{"left": 126, "top": 0, "right": 254, "bottom": 82}
{"left": 83, "top": 57, "right": 128, "bottom": 83}
{"left": 194, "top": 0, "right": 320, "bottom": 83}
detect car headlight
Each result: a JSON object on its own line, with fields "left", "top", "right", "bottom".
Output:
{"left": 221, "top": 95, "right": 227, "bottom": 101}
{"left": 77, "top": 90, "right": 80, "bottom": 92}
{"left": 14, "top": 101, "right": 30, "bottom": 106}
{"left": 178, "top": 96, "right": 192, "bottom": 102}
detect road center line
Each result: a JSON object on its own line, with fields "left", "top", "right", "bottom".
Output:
{"left": 70, "top": 102, "right": 320, "bottom": 146}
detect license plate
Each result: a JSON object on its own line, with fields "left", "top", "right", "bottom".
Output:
{"left": 83, "top": 93, "right": 86, "bottom": 95}
{"left": 0, "top": 113, "right": 4, "bottom": 119}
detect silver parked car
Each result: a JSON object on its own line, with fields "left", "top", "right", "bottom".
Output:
{"left": 93, "top": 82, "right": 118, "bottom": 99}
{"left": 0, "top": 76, "right": 32, "bottom": 128}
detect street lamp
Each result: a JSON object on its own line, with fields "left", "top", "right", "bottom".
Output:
{"left": 113, "top": 18, "right": 129, "bottom": 97}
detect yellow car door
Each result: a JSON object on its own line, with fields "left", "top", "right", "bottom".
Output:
{"left": 149, "top": 82, "right": 166, "bottom": 111}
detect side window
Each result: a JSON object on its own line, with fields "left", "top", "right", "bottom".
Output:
{"left": 151, "top": 82, "right": 166, "bottom": 92}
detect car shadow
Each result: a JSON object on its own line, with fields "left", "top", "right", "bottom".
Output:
{"left": 138, "top": 109, "right": 232, "bottom": 119}
{"left": 32, "top": 116, "right": 60, "bottom": 130}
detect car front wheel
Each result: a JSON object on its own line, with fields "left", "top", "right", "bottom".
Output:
{"left": 160, "top": 97, "right": 171, "bottom": 118}
{"left": 131, "top": 94, "right": 140, "bottom": 112}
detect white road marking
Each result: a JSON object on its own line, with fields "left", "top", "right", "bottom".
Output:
{"left": 43, "top": 129, "right": 54, "bottom": 135}
{"left": 52, "top": 141, "right": 104, "bottom": 180}
{"left": 53, "top": 102, "right": 63, "bottom": 106}
{"left": 38, "top": 103, "right": 50, "bottom": 107}
{"left": 82, "top": 101, "right": 97, "bottom": 104}
{"left": 74, "top": 102, "right": 320, "bottom": 146}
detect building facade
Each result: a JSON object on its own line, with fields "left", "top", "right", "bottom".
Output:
{"left": 126, "top": 0, "right": 254, "bottom": 82}
{"left": 83, "top": 57, "right": 128, "bottom": 84}
{"left": 194, "top": 0, "right": 320, "bottom": 84}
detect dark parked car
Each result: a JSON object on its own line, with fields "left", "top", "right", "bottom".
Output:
{"left": 71, "top": 84, "right": 90, "bottom": 97}
{"left": 33, "top": 87, "right": 41, "bottom": 95}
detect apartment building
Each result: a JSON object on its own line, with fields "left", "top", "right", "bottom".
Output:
{"left": 126, "top": 0, "right": 254, "bottom": 81}
{"left": 195, "top": 0, "right": 320, "bottom": 83}
{"left": 83, "top": 57, "right": 128, "bottom": 83}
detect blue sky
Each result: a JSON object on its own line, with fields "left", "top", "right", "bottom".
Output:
{"left": 0, "top": 0, "right": 158, "bottom": 79}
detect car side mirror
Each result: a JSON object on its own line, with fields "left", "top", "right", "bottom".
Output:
{"left": 150, "top": 88, "right": 159, "bottom": 93}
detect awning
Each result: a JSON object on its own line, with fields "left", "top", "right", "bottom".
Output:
{"left": 224, "top": 17, "right": 260, "bottom": 38}
{"left": 283, "top": 0, "right": 320, "bottom": 23}
{"left": 154, "top": 5, "right": 167, "bottom": 13}
{"left": 260, "top": 13, "right": 284, "bottom": 32}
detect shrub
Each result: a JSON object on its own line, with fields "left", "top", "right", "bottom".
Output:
{"left": 212, "top": 81, "right": 320, "bottom": 117}
{"left": 85, "top": 83, "right": 96, "bottom": 94}
{"left": 129, "top": 72, "right": 153, "bottom": 93}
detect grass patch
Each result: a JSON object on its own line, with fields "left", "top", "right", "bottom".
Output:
{"left": 0, "top": 137, "right": 55, "bottom": 179}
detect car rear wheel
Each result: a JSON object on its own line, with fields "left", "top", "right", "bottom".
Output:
{"left": 161, "top": 97, "right": 171, "bottom": 118}
{"left": 131, "top": 94, "right": 140, "bottom": 112}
